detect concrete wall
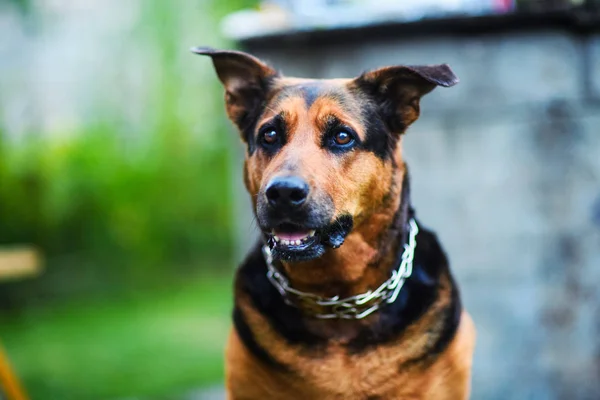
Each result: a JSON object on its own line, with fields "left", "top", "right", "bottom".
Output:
{"left": 236, "top": 30, "right": 600, "bottom": 399}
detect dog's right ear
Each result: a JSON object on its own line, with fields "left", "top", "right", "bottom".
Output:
{"left": 192, "top": 47, "right": 278, "bottom": 137}
{"left": 353, "top": 64, "right": 458, "bottom": 134}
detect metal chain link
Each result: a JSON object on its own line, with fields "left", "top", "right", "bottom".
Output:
{"left": 263, "top": 218, "right": 419, "bottom": 320}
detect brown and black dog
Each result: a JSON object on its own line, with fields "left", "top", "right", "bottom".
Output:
{"left": 194, "top": 47, "right": 476, "bottom": 400}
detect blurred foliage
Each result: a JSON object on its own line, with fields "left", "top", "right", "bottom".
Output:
{"left": 0, "top": 125, "right": 233, "bottom": 301}
{"left": 0, "top": 0, "right": 257, "bottom": 305}
{"left": 0, "top": 0, "right": 257, "bottom": 397}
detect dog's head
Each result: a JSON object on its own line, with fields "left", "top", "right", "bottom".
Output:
{"left": 194, "top": 48, "right": 457, "bottom": 262}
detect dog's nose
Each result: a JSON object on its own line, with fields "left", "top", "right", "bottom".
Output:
{"left": 265, "top": 176, "right": 309, "bottom": 210}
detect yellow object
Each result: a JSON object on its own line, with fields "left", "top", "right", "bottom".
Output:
{"left": 0, "top": 342, "right": 28, "bottom": 400}
{"left": 0, "top": 245, "right": 41, "bottom": 400}
{"left": 0, "top": 247, "right": 41, "bottom": 281}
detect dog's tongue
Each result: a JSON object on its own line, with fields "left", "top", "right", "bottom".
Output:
{"left": 273, "top": 230, "right": 310, "bottom": 241}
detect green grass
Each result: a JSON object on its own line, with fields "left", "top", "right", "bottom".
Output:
{"left": 0, "top": 272, "right": 233, "bottom": 400}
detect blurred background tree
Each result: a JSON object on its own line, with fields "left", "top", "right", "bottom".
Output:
{"left": 0, "top": 0, "right": 255, "bottom": 399}
{"left": 0, "top": 0, "right": 257, "bottom": 301}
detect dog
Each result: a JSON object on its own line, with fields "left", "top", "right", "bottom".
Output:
{"left": 194, "top": 47, "right": 476, "bottom": 400}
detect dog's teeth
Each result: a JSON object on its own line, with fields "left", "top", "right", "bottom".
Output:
{"left": 308, "top": 230, "right": 316, "bottom": 237}
{"left": 282, "top": 240, "right": 289, "bottom": 245}
{"left": 273, "top": 235, "right": 280, "bottom": 242}
{"left": 295, "top": 240, "right": 301, "bottom": 246}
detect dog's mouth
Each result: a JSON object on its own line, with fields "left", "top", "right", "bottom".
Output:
{"left": 270, "top": 223, "right": 319, "bottom": 248}
{"left": 263, "top": 214, "right": 353, "bottom": 262}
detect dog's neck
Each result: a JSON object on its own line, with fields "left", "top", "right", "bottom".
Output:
{"left": 279, "top": 164, "right": 411, "bottom": 301}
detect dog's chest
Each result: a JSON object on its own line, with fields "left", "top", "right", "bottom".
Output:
{"left": 231, "top": 342, "right": 457, "bottom": 400}
{"left": 285, "top": 313, "right": 474, "bottom": 400}
{"left": 227, "top": 311, "right": 475, "bottom": 400}
{"left": 292, "top": 345, "right": 408, "bottom": 395}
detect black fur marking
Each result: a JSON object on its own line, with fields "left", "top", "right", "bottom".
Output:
{"left": 256, "top": 113, "right": 287, "bottom": 155}
{"left": 422, "top": 275, "right": 462, "bottom": 363}
{"left": 299, "top": 82, "right": 323, "bottom": 107}
{"left": 351, "top": 80, "right": 407, "bottom": 160}
{"left": 396, "top": 279, "right": 462, "bottom": 371}
{"left": 238, "top": 100, "right": 259, "bottom": 155}
{"left": 239, "top": 74, "right": 278, "bottom": 155}
{"left": 345, "top": 88, "right": 397, "bottom": 160}
{"left": 361, "top": 105, "right": 397, "bottom": 160}
{"left": 321, "top": 213, "right": 353, "bottom": 249}
{"left": 233, "top": 306, "right": 290, "bottom": 371}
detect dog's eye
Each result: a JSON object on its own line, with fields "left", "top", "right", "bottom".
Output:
{"left": 334, "top": 131, "right": 352, "bottom": 146}
{"left": 262, "top": 130, "right": 278, "bottom": 145}
{"left": 322, "top": 124, "right": 357, "bottom": 152}
{"left": 325, "top": 127, "right": 357, "bottom": 152}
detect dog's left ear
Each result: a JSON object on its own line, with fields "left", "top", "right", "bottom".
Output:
{"left": 192, "top": 47, "right": 278, "bottom": 137}
{"left": 353, "top": 64, "right": 458, "bottom": 133}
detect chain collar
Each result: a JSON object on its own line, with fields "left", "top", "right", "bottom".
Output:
{"left": 263, "top": 218, "right": 419, "bottom": 320}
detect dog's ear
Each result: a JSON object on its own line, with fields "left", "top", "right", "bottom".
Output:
{"left": 353, "top": 64, "right": 458, "bottom": 133}
{"left": 192, "top": 47, "right": 278, "bottom": 137}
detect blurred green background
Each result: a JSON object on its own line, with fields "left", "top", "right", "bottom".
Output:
{"left": 0, "top": 0, "right": 255, "bottom": 398}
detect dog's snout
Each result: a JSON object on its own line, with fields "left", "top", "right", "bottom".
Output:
{"left": 265, "top": 176, "right": 309, "bottom": 210}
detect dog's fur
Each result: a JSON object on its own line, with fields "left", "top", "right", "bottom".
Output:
{"left": 194, "top": 47, "right": 476, "bottom": 399}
